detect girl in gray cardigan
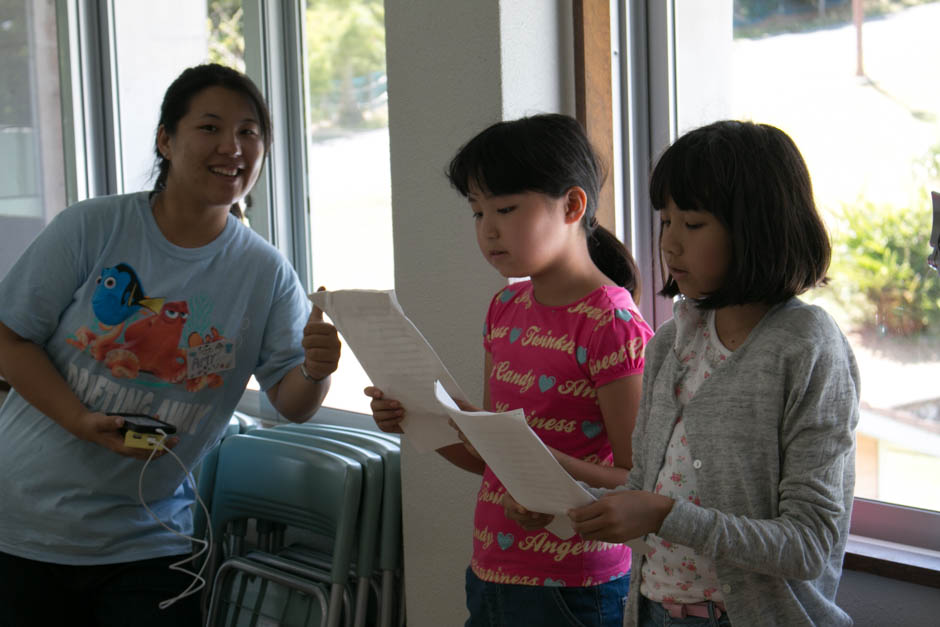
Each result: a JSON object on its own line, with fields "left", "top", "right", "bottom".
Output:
{"left": 568, "top": 121, "right": 860, "bottom": 626}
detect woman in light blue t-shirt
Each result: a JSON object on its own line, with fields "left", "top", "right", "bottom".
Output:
{"left": 0, "top": 64, "right": 341, "bottom": 627}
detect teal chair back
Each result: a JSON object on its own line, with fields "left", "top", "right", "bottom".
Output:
{"left": 291, "top": 408, "right": 401, "bottom": 448}
{"left": 193, "top": 416, "right": 243, "bottom": 542}
{"left": 247, "top": 427, "right": 384, "bottom": 627}
{"left": 278, "top": 423, "right": 402, "bottom": 627}
{"left": 209, "top": 434, "right": 361, "bottom": 627}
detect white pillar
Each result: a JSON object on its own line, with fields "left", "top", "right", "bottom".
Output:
{"left": 385, "top": 1, "right": 572, "bottom": 623}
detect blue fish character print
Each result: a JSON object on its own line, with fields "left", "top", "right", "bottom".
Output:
{"left": 92, "top": 263, "right": 164, "bottom": 325}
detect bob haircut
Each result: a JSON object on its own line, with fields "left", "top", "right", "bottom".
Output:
{"left": 650, "top": 120, "right": 830, "bottom": 309}
{"left": 446, "top": 113, "right": 640, "bottom": 298}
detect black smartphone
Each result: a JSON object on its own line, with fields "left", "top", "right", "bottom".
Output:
{"left": 108, "top": 413, "right": 177, "bottom": 435}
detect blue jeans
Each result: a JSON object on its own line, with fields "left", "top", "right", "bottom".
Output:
{"left": 465, "top": 567, "right": 630, "bottom": 627}
{"left": 637, "top": 595, "right": 732, "bottom": 627}
{"left": 0, "top": 550, "right": 201, "bottom": 627}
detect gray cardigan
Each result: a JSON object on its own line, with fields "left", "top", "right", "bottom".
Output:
{"left": 624, "top": 298, "right": 860, "bottom": 626}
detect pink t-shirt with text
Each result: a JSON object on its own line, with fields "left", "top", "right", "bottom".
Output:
{"left": 471, "top": 281, "right": 653, "bottom": 587}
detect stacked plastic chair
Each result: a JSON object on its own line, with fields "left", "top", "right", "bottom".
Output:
{"left": 205, "top": 433, "right": 362, "bottom": 627}
{"left": 192, "top": 416, "right": 245, "bottom": 543}
{"left": 247, "top": 427, "right": 384, "bottom": 627}
{"left": 275, "top": 421, "right": 404, "bottom": 627}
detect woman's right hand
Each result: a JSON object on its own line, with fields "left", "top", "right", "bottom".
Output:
{"left": 67, "top": 410, "right": 178, "bottom": 460}
{"left": 364, "top": 386, "right": 405, "bottom": 433}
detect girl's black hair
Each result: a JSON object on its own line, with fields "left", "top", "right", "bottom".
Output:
{"left": 152, "top": 63, "right": 272, "bottom": 219}
{"left": 446, "top": 113, "right": 640, "bottom": 301}
{"left": 650, "top": 120, "right": 830, "bottom": 309}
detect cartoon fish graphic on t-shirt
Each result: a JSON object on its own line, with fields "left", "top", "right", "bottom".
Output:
{"left": 68, "top": 264, "right": 229, "bottom": 390}
{"left": 92, "top": 263, "right": 164, "bottom": 325}
{"left": 104, "top": 300, "right": 190, "bottom": 382}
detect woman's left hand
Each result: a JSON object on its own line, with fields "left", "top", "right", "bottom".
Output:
{"left": 568, "top": 490, "right": 674, "bottom": 543}
{"left": 301, "top": 303, "right": 341, "bottom": 381}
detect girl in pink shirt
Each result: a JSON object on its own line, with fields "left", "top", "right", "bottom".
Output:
{"left": 366, "top": 114, "right": 653, "bottom": 626}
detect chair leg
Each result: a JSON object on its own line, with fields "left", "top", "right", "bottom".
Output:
{"left": 378, "top": 570, "right": 395, "bottom": 627}
{"left": 207, "top": 557, "right": 329, "bottom": 627}
{"left": 327, "top": 583, "right": 346, "bottom": 627}
{"left": 353, "top": 575, "right": 370, "bottom": 627}
{"left": 397, "top": 572, "right": 406, "bottom": 627}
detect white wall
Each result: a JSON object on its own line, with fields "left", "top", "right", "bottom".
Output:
{"left": 384, "top": 1, "right": 572, "bottom": 624}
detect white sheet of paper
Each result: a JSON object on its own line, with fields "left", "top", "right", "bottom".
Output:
{"left": 435, "top": 381, "right": 651, "bottom": 552}
{"left": 310, "top": 290, "right": 465, "bottom": 452}
{"left": 433, "top": 382, "right": 584, "bottom": 539}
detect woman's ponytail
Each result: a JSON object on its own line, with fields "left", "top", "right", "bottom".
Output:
{"left": 588, "top": 224, "right": 641, "bottom": 304}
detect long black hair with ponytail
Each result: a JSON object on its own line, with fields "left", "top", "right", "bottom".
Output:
{"left": 446, "top": 113, "right": 640, "bottom": 302}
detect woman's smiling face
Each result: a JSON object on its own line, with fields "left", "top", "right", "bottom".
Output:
{"left": 157, "top": 85, "right": 265, "bottom": 211}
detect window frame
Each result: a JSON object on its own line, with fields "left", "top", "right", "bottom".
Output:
{"left": 235, "top": 0, "right": 312, "bottom": 418}
{"left": 573, "top": 0, "right": 616, "bottom": 235}
{"left": 242, "top": 0, "right": 312, "bottom": 288}
{"left": 64, "top": 0, "right": 122, "bottom": 201}
{"left": 615, "top": 0, "right": 676, "bottom": 330}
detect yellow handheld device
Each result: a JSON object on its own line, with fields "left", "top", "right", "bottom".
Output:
{"left": 109, "top": 413, "right": 177, "bottom": 449}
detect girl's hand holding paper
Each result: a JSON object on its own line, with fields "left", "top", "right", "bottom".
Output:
{"left": 433, "top": 380, "right": 594, "bottom": 539}
{"left": 568, "top": 490, "right": 674, "bottom": 544}
{"left": 500, "top": 492, "right": 554, "bottom": 531}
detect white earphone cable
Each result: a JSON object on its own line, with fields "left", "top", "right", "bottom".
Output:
{"left": 137, "top": 429, "right": 214, "bottom": 610}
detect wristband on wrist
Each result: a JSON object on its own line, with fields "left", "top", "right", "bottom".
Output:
{"left": 300, "top": 362, "right": 324, "bottom": 383}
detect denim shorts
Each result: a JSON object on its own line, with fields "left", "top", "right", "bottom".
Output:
{"left": 465, "top": 566, "right": 630, "bottom": 627}
{"left": 637, "top": 594, "right": 732, "bottom": 627}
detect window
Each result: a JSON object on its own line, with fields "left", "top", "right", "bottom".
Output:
{"left": 623, "top": 0, "right": 940, "bottom": 547}
{"left": 58, "top": 1, "right": 391, "bottom": 418}
{"left": 0, "top": 0, "right": 66, "bottom": 280}
{"left": 304, "top": 0, "right": 393, "bottom": 414}
{"left": 112, "top": 1, "right": 244, "bottom": 195}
